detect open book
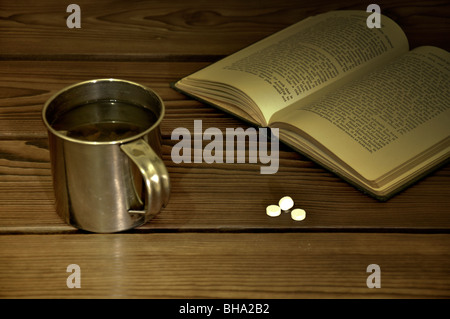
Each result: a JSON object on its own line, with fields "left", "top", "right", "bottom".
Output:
{"left": 173, "top": 10, "right": 450, "bottom": 200}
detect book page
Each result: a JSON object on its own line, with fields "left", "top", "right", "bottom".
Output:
{"left": 278, "top": 127, "right": 448, "bottom": 198}
{"left": 272, "top": 46, "right": 450, "bottom": 183}
{"left": 176, "top": 10, "right": 408, "bottom": 125}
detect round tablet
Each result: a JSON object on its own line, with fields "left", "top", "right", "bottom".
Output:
{"left": 279, "top": 196, "right": 294, "bottom": 211}
{"left": 291, "top": 208, "right": 306, "bottom": 221}
{"left": 266, "top": 205, "right": 281, "bottom": 217}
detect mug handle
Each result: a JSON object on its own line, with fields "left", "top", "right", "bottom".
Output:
{"left": 120, "top": 139, "right": 170, "bottom": 221}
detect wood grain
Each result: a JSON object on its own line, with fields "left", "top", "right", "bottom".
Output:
{"left": 0, "top": 0, "right": 448, "bottom": 60}
{"left": 0, "top": 60, "right": 211, "bottom": 138}
{"left": 0, "top": 61, "right": 449, "bottom": 233}
{"left": 1, "top": 0, "right": 449, "bottom": 299}
{"left": 0, "top": 233, "right": 449, "bottom": 298}
{"left": 1, "top": 137, "right": 449, "bottom": 233}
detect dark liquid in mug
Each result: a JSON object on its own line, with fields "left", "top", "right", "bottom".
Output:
{"left": 51, "top": 100, "right": 157, "bottom": 142}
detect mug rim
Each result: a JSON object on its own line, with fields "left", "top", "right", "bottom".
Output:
{"left": 42, "top": 78, "right": 165, "bottom": 145}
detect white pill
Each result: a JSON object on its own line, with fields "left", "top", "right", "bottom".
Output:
{"left": 279, "top": 196, "right": 294, "bottom": 211}
{"left": 291, "top": 208, "right": 306, "bottom": 221}
{"left": 266, "top": 205, "right": 281, "bottom": 217}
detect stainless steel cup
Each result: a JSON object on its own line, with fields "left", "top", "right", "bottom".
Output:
{"left": 42, "top": 79, "right": 170, "bottom": 233}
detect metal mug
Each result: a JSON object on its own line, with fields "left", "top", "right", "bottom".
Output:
{"left": 42, "top": 79, "right": 170, "bottom": 233}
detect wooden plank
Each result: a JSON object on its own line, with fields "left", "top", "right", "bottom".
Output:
{"left": 0, "top": 0, "right": 448, "bottom": 60}
{"left": 0, "top": 60, "right": 212, "bottom": 138}
{"left": 1, "top": 59, "right": 450, "bottom": 233}
{"left": 1, "top": 0, "right": 448, "bottom": 303}
{"left": 1, "top": 137, "right": 449, "bottom": 233}
{"left": 0, "top": 60, "right": 247, "bottom": 139}
{"left": 0, "top": 233, "right": 449, "bottom": 298}
{"left": 0, "top": 61, "right": 449, "bottom": 233}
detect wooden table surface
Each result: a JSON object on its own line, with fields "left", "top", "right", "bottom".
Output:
{"left": 0, "top": 0, "right": 449, "bottom": 299}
